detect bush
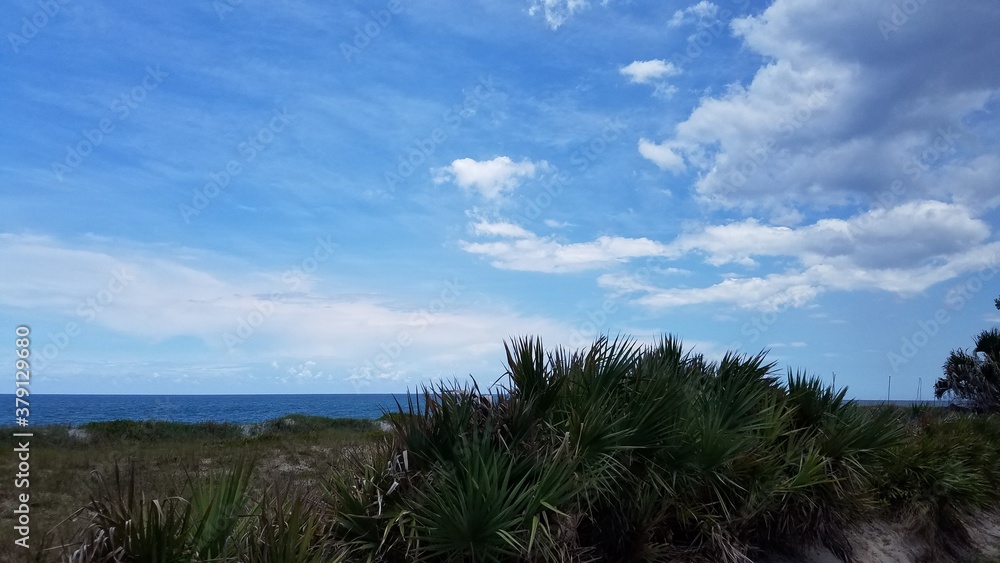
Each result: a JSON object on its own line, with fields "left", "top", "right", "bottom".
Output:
{"left": 327, "top": 335, "right": 910, "bottom": 562}
{"left": 875, "top": 413, "right": 1000, "bottom": 560}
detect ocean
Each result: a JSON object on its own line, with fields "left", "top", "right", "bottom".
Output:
{"left": 11, "top": 395, "right": 952, "bottom": 427}
{"left": 18, "top": 394, "right": 408, "bottom": 426}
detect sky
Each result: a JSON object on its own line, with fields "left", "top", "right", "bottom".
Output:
{"left": 2, "top": 0, "right": 999, "bottom": 398}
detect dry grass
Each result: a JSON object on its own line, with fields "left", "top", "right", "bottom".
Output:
{"left": 0, "top": 415, "right": 382, "bottom": 562}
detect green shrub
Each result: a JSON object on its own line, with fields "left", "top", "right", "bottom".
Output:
{"left": 327, "top": 335, "right": 917, "bottom": 562}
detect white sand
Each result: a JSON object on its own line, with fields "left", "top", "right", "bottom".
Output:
{"left": 761, "top": 510, "right": 1000, "bottom": 563}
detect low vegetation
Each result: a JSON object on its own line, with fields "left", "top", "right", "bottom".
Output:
{"left": 3, "top": 335, "right": 1000, "bottom": 562}
{"left": 0, "top": 415, "right": 382, "bottom": 562}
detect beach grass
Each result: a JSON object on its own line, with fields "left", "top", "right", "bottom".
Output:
{"left": 0, "top": 415, "right": 383, "bottom": 562}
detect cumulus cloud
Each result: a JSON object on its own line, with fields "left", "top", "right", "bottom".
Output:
{"left": 436, "top": 156, "right": 542, "bottom": 200}
{"left": 641, "top": 0, "right": 1000, "bottom": 213}
{"left": 638, "top": 139, "right": 685, "bottom": 172}
{"left": 621, "top": 60, "right": 681, "bottom": 98}
{"left": 620, "top": 59, "right": 680, "bottom": 84}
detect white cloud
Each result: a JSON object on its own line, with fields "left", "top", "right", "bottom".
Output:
{"left": 605, "top": 239, "right": 1000, "bottom": 311}
{"left": 436, "top": 156, "right": 541, "bottom": 200}
{"left": 0, "top": 235, "right": 578, "bottom": 386}
{"left": 598, "top": 201, "right": 1000, "bottom": 310}
{"left": 621, "top": 60, "right": 681, "bottom": 99}
{"left": 666, "top": 201, "right": 989, "bottom": 269}
{"left": 601, "top": 271, "right": 823, "bottom": 311}
{"left": 668, "top": 1, "right": 719, "bottom": 28}
{"left": 652, "top": 83, "right": 679, "bottom": 99}
{"left": 461, "top": 201, "right": 999, "bottom": 312}
{"left": 471, "top": 220, "right": 535, "bottom": 238}
{"left": 620, "top": 59, "right": 680, "bottom": 84}
{"left": 284, "top": 360, "right": 328, "bottom": 382}
{"left": 528, "top": 0, "right": 595, "bottom": 29}
{"left": 638, "top": 138, "right": 685, "bottom": 172}
{"left": 644, "top": 0, "right": 1000, "bottom": 214}
{"left": 460, "top": 220, "right": 670, "bottom": 273}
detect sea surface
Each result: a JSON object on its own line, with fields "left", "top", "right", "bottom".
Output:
{"left": 18, "top": 394, "right": 407, "bottom": 426}
{"left": 11, "top": 395, "right": 952, "bottom": 426}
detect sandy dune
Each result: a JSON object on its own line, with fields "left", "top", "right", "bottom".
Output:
{"left": 762, "top": 511, "right": 1000, "bottom": 563}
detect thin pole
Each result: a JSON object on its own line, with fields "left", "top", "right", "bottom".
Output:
{"left": 887, "top": 375, "right": 892, "bottom": 402}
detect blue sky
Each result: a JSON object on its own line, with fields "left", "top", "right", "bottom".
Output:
{"left": 2, "top": 0, "right": 999, "bottom": 398}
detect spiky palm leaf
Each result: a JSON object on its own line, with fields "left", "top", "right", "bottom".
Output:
{"left": 936, "top": 328, "right": 1000, "bottom": 411}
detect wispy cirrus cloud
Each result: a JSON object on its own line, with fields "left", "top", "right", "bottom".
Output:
{"left": 460, "top": 220, "right": 670, "bottom": 273}
{"left": 0, "top": 234, "right": 574, "bottom": 388}
{"left": 668, "top": 1, "right": 720, "bottom": 28}
{"left": 527, "top": 0, "right": 595, "bottom": 29}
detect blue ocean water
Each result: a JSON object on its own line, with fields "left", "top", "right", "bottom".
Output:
{"left": 19, "top": 394, "right": 408, "bottom": 426}
{"left": 11, "top": 395, "right": 952, "bottom": 427}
